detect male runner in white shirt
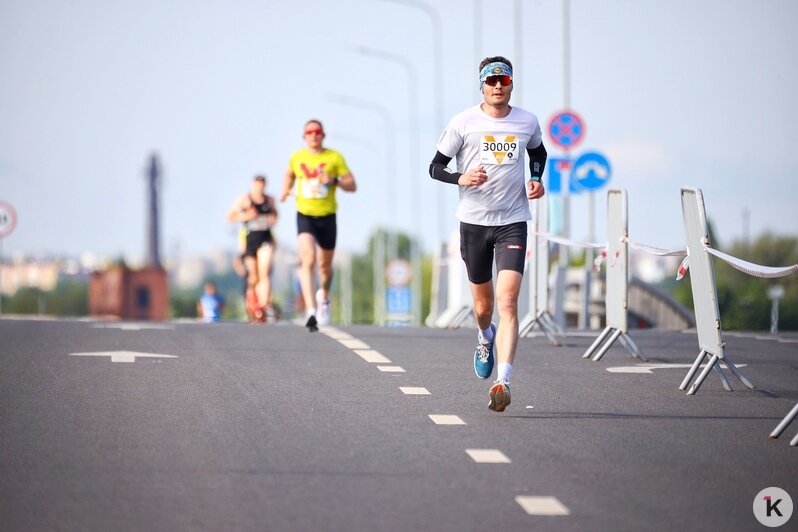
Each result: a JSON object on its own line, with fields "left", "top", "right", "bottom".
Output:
{"left": 429, "top": 56, "right": 547, "bottom": 412}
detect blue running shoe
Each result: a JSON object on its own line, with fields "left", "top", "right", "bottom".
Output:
{"left": 488, "top": 379, "right": 511, "bottom": 412}
{"left": 473, "top": 323, "right": 496, "bottom": 379}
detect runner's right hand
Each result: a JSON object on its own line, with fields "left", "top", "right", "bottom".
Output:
{"left": 458, "top": 165, "right": 487, "bottom": 187}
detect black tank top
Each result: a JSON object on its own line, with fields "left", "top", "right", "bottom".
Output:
{"left": 245, "top": 195, "right": 273, "bottom": 232}
{"left": 250, "top": 195, "right": 273, "bottom": 215}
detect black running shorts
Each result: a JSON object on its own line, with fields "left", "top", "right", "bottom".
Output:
{"left": 459, "top": 221, "right": 528, "bottom": 284}
{"left": 244, "top": 230, "right": 274, "bottom": 258}
{"left": 297, "top": 212, "right": 337, "bottom": 250}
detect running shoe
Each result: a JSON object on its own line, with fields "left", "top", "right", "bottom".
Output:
{"left": 245, "top": 288, "right": 260, "bottom": 323}
{"left": 316, "top": 289, "right": 331, "bottom": 326}
{"left": 473, "top": 323, "right": 496, "bottom": 379}
{"left": 305, "top": 314, "right": 318, "bottom": 332}
{"left": 488, "top": 379, "right": 511, "bottom": 412}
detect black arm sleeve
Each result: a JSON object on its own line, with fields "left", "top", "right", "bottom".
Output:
{"left": 527, "top": 143, "right": 547, "bottom": 182}
{"left": 429, "top": 151, "right": 461, "bottom": 185}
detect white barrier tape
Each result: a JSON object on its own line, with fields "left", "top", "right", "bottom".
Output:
{"left": 705, "top": 246, "right": 798, "bottom": 278}
{"left": 535, "top": 232, "right": 605, "bottom": 249}
{"left": 623, "top": 237, "right": 686, "bottom": 257}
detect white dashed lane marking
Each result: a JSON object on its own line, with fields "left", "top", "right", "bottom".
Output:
{"left": 400, "top": 387, "right": 430, "bottom": 395}
{"left": 354, "top": 349, "right": 391, "bottom": 363}
{"left": 465, "top": 449, "right": 511, "bottom": 463}
{"left": 319, "top": 326, "right": 571, "bottom": 519}
{"left": 428, "top": 415, "right": 466, "bottom": 425}
{"left": 377, "top": 366, "right": 405, "bottom": 372}
{"left": 325, "top": 331, "right": 353, "bottom": 340}
{"left": 515, "top": 496, "right": 570, "bottom": 516}
{"left": 338, "top": 339, "right": 369, "bottom": 350}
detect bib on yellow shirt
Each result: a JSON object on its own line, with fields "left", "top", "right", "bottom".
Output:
{"left": 289, "top": 148, "right": 350, "bottom": 217}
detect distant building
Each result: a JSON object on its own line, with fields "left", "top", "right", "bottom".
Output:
{"left": 87, "top": 153, "right": 169, "bottom": 320}
{"left": 89, "top": 264, "right": 169, "bottom": 320}
{"left": 0, "top": 259, "right": 60, "bottom": 295}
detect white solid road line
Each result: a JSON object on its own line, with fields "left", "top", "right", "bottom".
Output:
{"left": 515, "top": 496, "right": 570, "bottom": 516}
{"left": 91, "top": 323, "right": 174, "bottom": 331}
{"left": 606, "top": 362, "right": 748, "bottom": 374}
{"left": 465, "top": 449, "right": 511, "bottom": 463}
{"left": 428, "top": 415, "right": 466, "bottom": 425}
{"left": 400, "top": 387, "right": 430, "bottom": 395}
{"left": 69, "top": 351, "right": 178, "bottom": 363}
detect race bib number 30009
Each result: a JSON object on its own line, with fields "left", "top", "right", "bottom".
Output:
{"left": 480, "top": 135, "right": 520, "bottom": 165}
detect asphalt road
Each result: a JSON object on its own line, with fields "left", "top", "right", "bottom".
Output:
{"left": 2, "top": 317, "right": 797, "bottom": 531}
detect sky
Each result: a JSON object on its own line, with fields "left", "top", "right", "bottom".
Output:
{"left": 1, "top": 0, "right": 797, "bottom": 263}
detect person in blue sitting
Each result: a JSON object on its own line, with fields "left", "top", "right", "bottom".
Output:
{"left": 197, "top": 281, "right": 225, "bottom": 323}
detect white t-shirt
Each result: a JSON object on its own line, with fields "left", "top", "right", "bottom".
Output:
{"left": 436, "top": 104, "right": 543, "bottom": 226}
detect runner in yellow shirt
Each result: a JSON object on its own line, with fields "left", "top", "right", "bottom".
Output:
{"left": 280, "top": 119, "right": 357, "bottom": 331}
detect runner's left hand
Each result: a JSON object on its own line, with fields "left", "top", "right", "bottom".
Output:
{"left": 527, "top": 180, "right": 545, "bottom": 200}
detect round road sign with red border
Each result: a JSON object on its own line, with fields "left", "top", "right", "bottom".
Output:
{"left": 0, "top": 201, "right": 17, "bottom": 238}
{"left": 547, "top": 110, "right": 586, "bottom": 151}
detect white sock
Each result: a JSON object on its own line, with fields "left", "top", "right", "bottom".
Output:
{"left": 306, "top": 308, "right": 316, "bottom": 318}
{"left": 498, "top": 363, "right": 512, "bottom": 383}
{"left": 479, "top": 324, "right": 495, "bottom": 343}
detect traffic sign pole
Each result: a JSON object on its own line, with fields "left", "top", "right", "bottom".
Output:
{"left": 0, "top": 201, "right": 19, "bottom": 316}
{"left": 1, "top": 237, "right": 3, "bottom": 315}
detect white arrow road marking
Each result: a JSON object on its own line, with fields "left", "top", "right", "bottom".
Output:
{"left": 515, "top": 496, "right": 570, "bottom": 516}
{"left": 69, "top": 351, "right": 178, "bottom": 363}
{"left": 606, "top": 363, "right": 747, "bottom": 374}
{"left": 92, "top": 323, "right": 174, "bottom": 331}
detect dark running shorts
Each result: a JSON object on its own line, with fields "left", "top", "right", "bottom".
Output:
{"left": 297, "top": 212, "right": 337, "bottom": 250}
{"left": 244, "top": 230, "right": 273, "bottom": 258}
{"left": 459, "top": 221, "right": 528, "bottom": 284}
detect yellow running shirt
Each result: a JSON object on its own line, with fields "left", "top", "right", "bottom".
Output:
{"left": 289, "top": 148, "right": 350, "bottom": 217}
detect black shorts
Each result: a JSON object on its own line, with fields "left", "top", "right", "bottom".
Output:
{"left": 244, "top": 230, "right": 273, "bottom": 258}
{"left": 297, "top": 212, "right": 337, "bottom": 250}
{"left": 459, "top": 221, "right": 528, "bottom": 284}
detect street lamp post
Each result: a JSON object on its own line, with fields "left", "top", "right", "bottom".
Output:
{"left": 353, "top": 45, "right": 423, "bottom": 326}
{"left": 328, "top": 132, "right": 381, "bottom": 327}
{"left": 379, "top": 0, "right": 445, "bottom": 245}
{"left": 329, "top": 94, "right": 398, "bottom": 326}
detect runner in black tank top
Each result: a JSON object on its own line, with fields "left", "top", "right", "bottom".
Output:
{"left": 228, "top": 176, "right": 278, "bottom": 323}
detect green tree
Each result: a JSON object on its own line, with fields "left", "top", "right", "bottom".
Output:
{"left": 2, "top": 280, "right": 88, "bottom": 316}
{"left": 330, "top": 228, "right": 432, "bottom": 325}
{"left": 672, "top": 226, "right": 798, "bottom": 331}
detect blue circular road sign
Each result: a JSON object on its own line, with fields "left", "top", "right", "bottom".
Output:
{"left": 572, "top": 151, "right": 611, "bottom": 191}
